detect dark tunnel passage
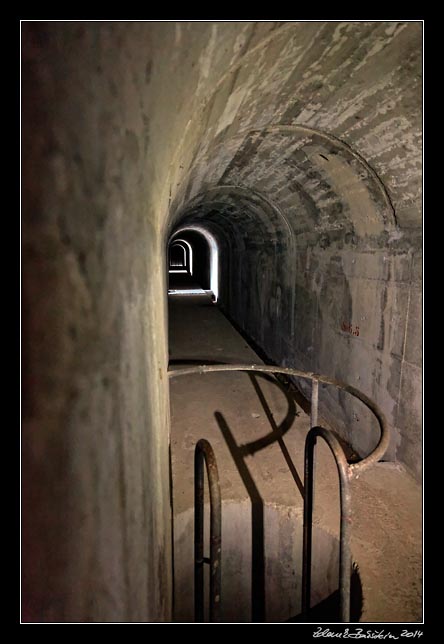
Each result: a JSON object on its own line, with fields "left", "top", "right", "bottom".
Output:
{"left": 169, "top": 242, "right": 188, "bottom": 270}
{"left": 168, "top": 229, "right": 214, "bottom": 295}
{"left": 167, "top": 126, "right": 404, "bottom": 465}
{"left": 22, "top": 21, "right": 422, "bottom": 623}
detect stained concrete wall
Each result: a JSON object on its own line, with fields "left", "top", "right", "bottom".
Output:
{"left": 22, "top": 21, "right": 422, "bottom": 622}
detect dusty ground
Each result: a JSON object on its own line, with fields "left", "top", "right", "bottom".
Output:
{"left": 168, "top": 291, "right": 422, "bottom": 623}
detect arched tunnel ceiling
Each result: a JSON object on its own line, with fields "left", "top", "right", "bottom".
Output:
{"left": 170, "top": 127, "right": 399, "bottom": 249}
{"left": 172, "top": 186, "right": 291, "bottom": 248}
{"left": 165, "top": 21, "right": 421, "bottom": 238}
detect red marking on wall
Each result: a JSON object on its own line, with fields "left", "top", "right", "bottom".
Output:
{"left": 341, "top": 322, "right": 360, "bottom": 337}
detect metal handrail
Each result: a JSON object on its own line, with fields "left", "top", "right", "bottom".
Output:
{"left": 171, "top": 363, "right": 390, "bottom": 622}
{"left": 194, "top": 439, "right": 222, "bottom": 622}
{"left": 169, "top": 363, "right": 389, "bottom": 478}
{"left": 302, "top": 426, "right": 352, "bottom": 622}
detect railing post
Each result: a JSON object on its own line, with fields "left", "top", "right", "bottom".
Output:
{"left": 302, "top": 427, "right": 352, "bottom": 622}
{"left": 310, "top": 378, "right": 319, "bottom": 428}
{"left": 302, "top": 432, "right": 315, "bottom": 618}
{"left": 195, "top": 443, "right": 205, "bottom": 622}
{"left": 309, "top": 378, "right": 320, "bottom": 509}
{"left": 194, "top": 439, "right": 222, "bottom": 622}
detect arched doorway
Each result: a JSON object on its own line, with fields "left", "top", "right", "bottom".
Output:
{"left": 168, "top": 228, "right": 219, "bottom": 301}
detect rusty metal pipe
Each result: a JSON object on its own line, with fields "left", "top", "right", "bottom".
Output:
{"left": 194, "top": 439, "right": 222, "bottom": 622}
{"left": 302, "top": 426, "right": 352, "bottom": 622}
{"left": 169, "top": 364, "right": 389, "bottom": 477}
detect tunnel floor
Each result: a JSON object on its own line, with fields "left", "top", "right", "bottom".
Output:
{"left": 168, "top": 272, "right": 213, "bottom": 296}
{"left": 168, "top": 286, "right": 422, "bottom": 623}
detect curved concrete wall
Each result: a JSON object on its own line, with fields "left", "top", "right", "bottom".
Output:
{"left": 22, "top": 21, "right": 422, "bottom": 621}
{"left": 174, "top": 501, "right": 346, "bottom": 623}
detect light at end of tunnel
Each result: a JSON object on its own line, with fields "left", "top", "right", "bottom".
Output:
{"left": 168, "top": 289, "right": 214, "bottom": 297}
{"left": 174, "top": 226, "right": 218, "bottom": 302}
{"left": 171, "top": 239, "right": 193, "bottom": 276}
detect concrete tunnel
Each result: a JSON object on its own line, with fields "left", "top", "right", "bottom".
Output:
{"left": 22, "top": 21, "right": 422, "bottom": 623}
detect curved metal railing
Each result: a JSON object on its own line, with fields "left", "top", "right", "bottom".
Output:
{"left": 302, "top": 426, "right": 352, "bottom": 621}
{"left": 194, "top": 439, "right": 222, "bottom": 622}
{"left": 170, "top": 363, "right": 390, "bottom": 622}
{"left": 169, "top": 363, "right": 389, "bottom": 478}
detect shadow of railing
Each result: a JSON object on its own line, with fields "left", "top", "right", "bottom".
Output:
{"left": 215, "top": 411, "right": 266, "bottom": 622}
{"left": 245, "top": 373, "right": 304, "bottom": 497}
